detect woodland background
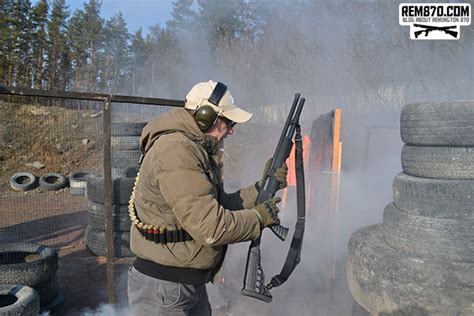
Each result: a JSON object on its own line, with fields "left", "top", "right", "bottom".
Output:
{"left": 1, "top": 0, "right": 473, "bottom": 115}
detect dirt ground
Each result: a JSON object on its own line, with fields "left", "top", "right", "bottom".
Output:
{"left": 0, "top": 101, "right": 103, "bottom": 186}
{"left": 1, "top": 190, "right": 132, "bottom": 314}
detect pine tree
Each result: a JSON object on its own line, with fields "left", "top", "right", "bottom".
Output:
{"left": 102, "top": 12, "right": 130, "bottom": 93}
{"left": 145, "top": 26, "right": 182, "bottom": 95}
{"left": 0, "top": 0, "right": 13, "bottom": 84}
{"left": 31, "top": 0, "right": 48, "bottom": 89}
{"left": 48, "top": 0, "right": 70, "bottom": 90}
{"left": 82, "top": 0, "right": 104, "bottom": 91}
{"left": 196, "top": 0, "right": 247, "bottom": 52}
{"left": 167, "top": 0, "right": 196, "bottom": 34}
{"left": 129, "top": 28, "right": 150, "bottom": 95}
{"left": 67, "top": 8, "right": 87, "bottom": 90}
{"left": 9, "top": 0, "right": 33, "bottom": 86}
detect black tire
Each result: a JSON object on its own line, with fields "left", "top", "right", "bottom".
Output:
{"left": 69, "top": 186, "right": 86, "bottom": 196}
{"left": 35, "top": 275, "right": 58, "bottom": 306}
{"left": 383, "top": 204, "right": 474, "bottom": 262}
{"left": 39, "top": 289, "right": 64, "bottom": 315}
{"left": 39, "top": 173, "right": 68, "bottom": 191}
{"left": 383, "top": 234, "right": 473, "bottom": 263}
{"left": 400, "top": 101, "right": 474, "bottom": 146}
{"left": 401, "top": 145, "right": 474, "bottom": 180}
{"left": 124, "top": 167, "right": 138, "bottom": 178}
{"left": 383, "top": 203, "right": 473, "bottom": 242}
{"left": 86, "top": 175, "right": 134, "bottom": 204}
{"left": 352, "top": 300, "right": 370, "bottom": 316}
{"left": 88, "top": 202, "right": 131, "bottom": 231}
{"left": 0, "top": 284, "right": 40, "bottom": 316}
{"left": 85, "top": 225, "right": 133, "bottom": 258}
{"left": 111, "top": 136, "right": 140, "bottom": 150}
{"left": 393, "top": 173, "right": 473, "bottom": 219}
{"left": 111, "top": 149, "right": 141, "bottom": 170}
{"left": 111, "top": 167, "right": 138, "bottom": 179}
{"left": 9, "top": 172, "right": 38, "bottom": 192}
{"left": 0, "top": 243, "right": 58, "bottom": 287}
{"left": 383, "top": 229, "right": 474, "bottom": 263}
{"left": 69, "top": 171, "right": 91, "bottom": 196}
{"left": 347, "top": 225, "right": 473, "bottom": 315}
{"left": 111, "top": 122, "right": 146, "bottom": 136}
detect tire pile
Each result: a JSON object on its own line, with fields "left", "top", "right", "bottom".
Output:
{"left": 0, "top": 243, "right": 64, "bottom": 315}
{"left": 83, "top": 122, "right": 144, "bottom": 258}
{"left": 347, "top": 101, "right": 474, "bottom": 315}
{"left": 110, "top": 122, "right": 145, "bottom": 178}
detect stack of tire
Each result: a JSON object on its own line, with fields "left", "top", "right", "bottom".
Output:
{"left": 0, "top": 243, "right": 64, "bottom": 314}
{"left": 111, "top": 122, "right": 145, "bottom": 178}
{"left": 68, "top": 171, "right": 91, "bottom": 196}
{"left": 85, "top": 175, "right": 135, "bottom": 258}
{"left": 347, "top": 101, "right": 473, "bottom": 315}
{"left": 83, "top": 122, "right": 144, "bottom": 258}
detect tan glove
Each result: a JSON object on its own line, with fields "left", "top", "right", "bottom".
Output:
{"left": 251, "top": 196, "right": 281, "bottom": 228}
{"left": 257, "top": 158, "right": 288, "bottom": 191}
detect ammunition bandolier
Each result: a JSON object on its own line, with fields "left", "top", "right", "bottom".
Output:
{"left": 129, "top": 174, "right": 193, "bottom": 244}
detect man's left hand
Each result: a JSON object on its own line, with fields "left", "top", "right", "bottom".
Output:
{"left": 257, "top": 158, "right": 288, "bottom": 191}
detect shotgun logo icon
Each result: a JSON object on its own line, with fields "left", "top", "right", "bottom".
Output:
{"left": 399, "top": 3, "right": 471, "bottom": 40}
{"left": 413, "top": 24, "right": 458, "bottom": 39}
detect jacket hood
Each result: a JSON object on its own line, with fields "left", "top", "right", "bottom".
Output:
{"left": 140, "top": 108, "right": 219, "bottom": 155}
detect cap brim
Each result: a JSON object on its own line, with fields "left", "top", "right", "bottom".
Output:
{"left": 221, "top": 106, "right": 252, "bottom": 123}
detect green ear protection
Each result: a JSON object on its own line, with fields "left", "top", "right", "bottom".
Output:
{"left": 193, "top": 82, "right": 228, "bottom": 132}
{"left": 193, "top": 105, "right": 218, "bottom": 132}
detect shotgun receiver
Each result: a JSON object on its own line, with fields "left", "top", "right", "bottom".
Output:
{"left": 241, "top": 93, "right": 305, "bottom": 302}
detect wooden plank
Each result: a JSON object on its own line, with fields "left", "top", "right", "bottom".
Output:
{"left": 331, "top": 109, "right": 341, "bottom": 172}
{"left": 328, "top": 109, "right": 342, "bottom": 285}
{"left": 330, "top": 141, "right": 342, "bottom": 281}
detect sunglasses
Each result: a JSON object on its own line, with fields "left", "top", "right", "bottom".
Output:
{"left": 220, "top": 116, "right": 237, "bottom": 128}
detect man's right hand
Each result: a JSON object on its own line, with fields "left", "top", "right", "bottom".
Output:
{"left": 251, "top": 196, "right": 281, "bottom": 228}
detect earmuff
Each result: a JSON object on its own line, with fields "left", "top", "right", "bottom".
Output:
{"left": 193, "top": 82, "right": 227, "bottom": 132}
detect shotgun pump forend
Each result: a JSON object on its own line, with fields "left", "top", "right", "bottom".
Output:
{"left": 241, "top": 93, "right": 306, "bottom": 302}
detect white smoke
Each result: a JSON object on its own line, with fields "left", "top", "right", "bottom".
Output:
{"left": 80, "top": 304, "right": 131, "bottom": 316}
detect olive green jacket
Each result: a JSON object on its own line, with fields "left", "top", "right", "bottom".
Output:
{"left": 130, "top": 108, "right": 261, "bottom": 270}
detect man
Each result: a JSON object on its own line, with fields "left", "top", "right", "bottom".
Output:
{"left": 128, "top": 80, "right": 287, "bottom": 315}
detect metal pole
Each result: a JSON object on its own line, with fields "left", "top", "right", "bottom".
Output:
{"left": 103, "top": 97, "right": 116, "bottom": 304}
{"left": 0, "top": 84, "right": 185, "bottom": 106}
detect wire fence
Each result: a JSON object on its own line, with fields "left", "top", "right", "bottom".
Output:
{"left": 0, "top": 87, "right": 181, "bottom": 314}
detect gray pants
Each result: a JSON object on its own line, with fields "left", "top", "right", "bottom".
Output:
{"left": 128, "top": 266, "right": 212, "bottom": 316}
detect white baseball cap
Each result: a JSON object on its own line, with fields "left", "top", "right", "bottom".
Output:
{"left": 185, "top": 80, "right": 253, "bottom": 123}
